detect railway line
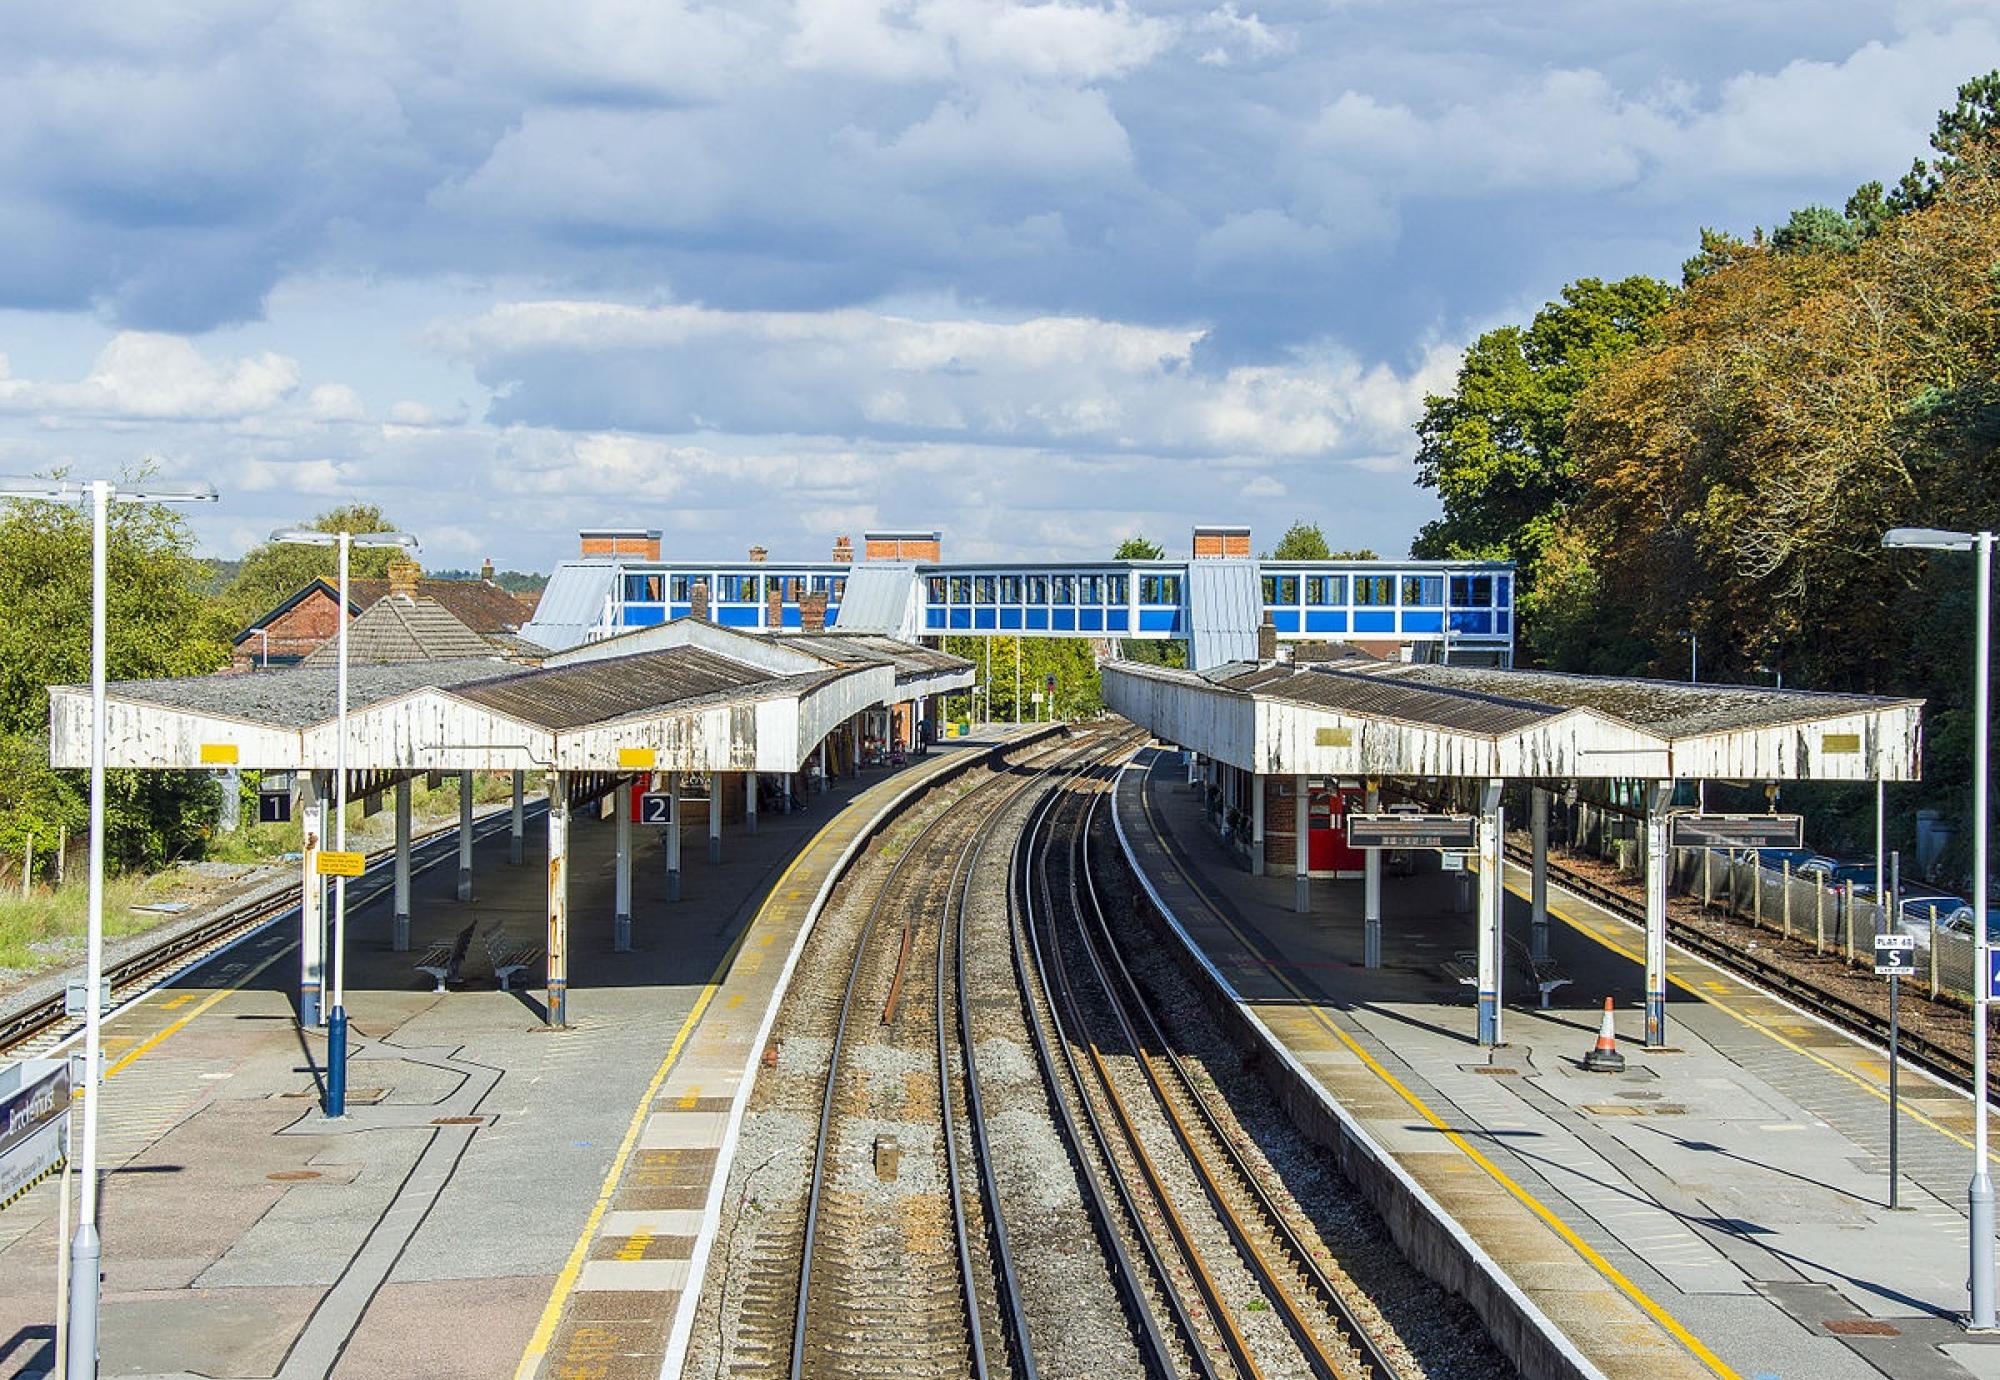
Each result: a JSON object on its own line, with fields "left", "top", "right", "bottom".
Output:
{"left": 0, "top": 802, "right": 540, "bottom": 1059}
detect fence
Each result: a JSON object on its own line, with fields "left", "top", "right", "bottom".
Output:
{"left": 1552, "top": 799, "right": 1978, "bottom": 1007}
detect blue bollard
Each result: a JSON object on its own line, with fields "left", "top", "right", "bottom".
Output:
{"left": 327, "top": 1006, "right": 348, "bottom": 1118}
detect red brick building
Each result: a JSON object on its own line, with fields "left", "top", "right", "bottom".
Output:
{"left": 233, "top": 562, "right": 541, "bottom": 670}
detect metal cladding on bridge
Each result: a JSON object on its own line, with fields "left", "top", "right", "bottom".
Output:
{"left": 520, "top": 523, "right": 1519, "bottom": 668}
{"left": 1104, "top": 650, "right": 1923, "bottom": 1053}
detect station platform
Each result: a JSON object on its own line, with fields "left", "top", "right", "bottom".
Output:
{"left": 1116, "top": 747, "right": 2000, "bottom": 1380}
{"left": 0, "top": 738, "right": 1020, "bottom": 1380}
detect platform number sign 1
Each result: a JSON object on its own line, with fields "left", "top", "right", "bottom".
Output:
{"left": 640, "top": 792, "right": 674, "bottom": 826}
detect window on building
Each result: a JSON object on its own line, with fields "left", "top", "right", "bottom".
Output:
{"left": 1262, "top": 576, "right": 1278, "bottom": 604}
{"left": 1402, "top": 576, "right": 1443, "bottom": 607}
{"left": 928, "top": 576, "right": 948, "bottom": 603}
{"left": 1029, "top": 575, "right": 1049, "bottom": 603}
{"left": 625, "top": 573, "right": 664, "bottom": 602}
{"left": 950, "top": 576, "right": 972, "bottom": 604}
{"left": 999, "top": 575, "right": 1023, "bottom": 602}
{"left": 1306, "top": 575, "right": 1346, "bottom": 605}
{"left": 717, "top": 573, "right": 759, "bottom": 602}
{"left": 1079, "top": 574, "right": 1102, "bottom": 604}
{"left": 1450, "top": 574, "right": 1494, "bottom": 607}
{"left": 670, "top": 574, "right": 692, "bottom": 602}
{"left": 1106, "top": 574, "right": 1127, "bottom": 603}
{"left": 1140, "top": 574, "right": 1182, "bottom": 604}
{"left": 1355, "top": 576, "right": 1394, "bottom": 606}
{"left": 1277, "top": 575, "right": 1299, "bottom": 605}
{"left": 1052, "top": 575, "right": 1075, "bottom": 603}
{"left": 975, "top": 575, "right": 996, "bottom": 604}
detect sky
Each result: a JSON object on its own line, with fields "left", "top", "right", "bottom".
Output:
{"left": 0, "top": 0, "right": 1995, "bottom": 573}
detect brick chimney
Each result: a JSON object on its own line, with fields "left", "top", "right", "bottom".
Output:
{"left": 749, "top": 545, "right": 768, "bottom": 563}
{"left": 690, "top": 580, "right": 710, "bottom": 621}
{"left": 480, "top": 557, "right": 495, "bottom": 582}
{"left": 1256, "top": 615, "right": 1277, "bottom": 662}
{"left": 801, "top": 591, "right": 828, "bottom": 632}
{"left": 832, "top": 536, "right": 854, "bottom": 564}
{"left": 1193, "top": 524, "right": 1252, "bottom": 559}
{"left": 388, "top": 558, "right": 422, "bottom": 600}
{"left": 765, "top": 584, "right": 783, "bottom": 630}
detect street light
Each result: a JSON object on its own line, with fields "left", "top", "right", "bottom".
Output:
{"left": 1, "top": 474, "right": 217, "bottom": 1380}
{"left": 269, "top": 527, "right": 419, "bottom": 1122}
{"left": 1883, "top": 523, "right": 1993, "bottom": 1329}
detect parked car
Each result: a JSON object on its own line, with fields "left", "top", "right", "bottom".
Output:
{"left": 1897, "top": 891, "right": 1977, "bottom": 943}
{"left": 1790, "top": 855, "right": 1846, "bottom": 882}
{"left": 1754, "top": 847, "right": 1816, "bottom": 870}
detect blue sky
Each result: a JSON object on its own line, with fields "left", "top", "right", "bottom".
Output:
{"left": 0, "top": 0, "right": 1993, "bottom": 571}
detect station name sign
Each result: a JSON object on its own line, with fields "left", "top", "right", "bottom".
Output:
{"left": 1666, "top": 814, "right": 1804, "bottom": 850}
{"left": 1346, "top": 813, "right": 1478, "bottom": 850}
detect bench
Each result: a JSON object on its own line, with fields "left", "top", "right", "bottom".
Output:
{"left": 1442, "top": 951, "right": 1478, "bottom": 991}
{"left": 484, "top": 927, "right": 544, "bottom": 992}
{"left": 415, "top": 922, "right": 476, "bottom": 993}
{"left": 1509, "top": 938, "right": 1572, "bottom": 1009}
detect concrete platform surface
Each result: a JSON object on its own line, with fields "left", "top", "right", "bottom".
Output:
{"left": 1118, "top": 747, "right": 2000, "bottom": 1380}
{"left": 0, "top": 744, "right": 1012, "bottom": 1380}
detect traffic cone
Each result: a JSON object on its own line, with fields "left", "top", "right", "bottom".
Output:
{"left": 1583, "top": 998, "right": 1625, "bottom": 1073}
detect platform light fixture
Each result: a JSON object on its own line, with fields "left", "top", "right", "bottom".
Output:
{"left": 2, "top": 474, "right": 218, "bottom": 1380}
{"left": 269, "top": 527, "right": 419, "bottom": 1123}
{"left": 1882, "top": 523, "right": 1993, "bottom": 1329}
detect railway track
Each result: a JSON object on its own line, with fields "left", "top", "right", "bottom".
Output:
{"left": 1, "top": 803, "right": 540, "bottom": 1058}
{"left": 1015, "top": 755, "right": 1404, "bottom": 1380}
{"left": 1510, "top": 842, "right": 1987, "bottom": 1094}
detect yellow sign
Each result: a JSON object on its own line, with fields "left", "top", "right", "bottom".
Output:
{"left": 617, "top": 747, "right": 658, "bottom": 770}
{"left": 198, "top": 743, "right": 240, "bottom": 765}
{"left": 316, "top": 850, "right": 366, "bottom": 877}
{"left": 1315, "top": 727, "right": 1353, "bottom": 747}
{"left": 1821, "top": 733, "right": 1862, "bottom": 755}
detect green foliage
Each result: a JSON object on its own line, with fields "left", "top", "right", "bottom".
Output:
{"left": 1410, "top": 275, "right": 1672, "bottom": 593}
{"left": 1681, "top": 228, "right": 1753, "bottom": 285}
{"left": 1112, "top": 536, "right": 1164, "bottom": 560}
{"left": 1894, "top": 69, "right": 2000, "bottom": 211}
{"left": 944, "top": 636, "right": 1105, "bottom": 721}
{"left": 223, "top": 503, "right": 403, "bottom": 626}
{"left": 1772, "top": 205, "right": 1862, "bottom": 256}
{"left": 0, "top": 733, "right": 83, "bottom": 875}
{"left": 429, "top": 568, "right": 550, "bottom": 594}
{"left": 1268, "top": 521, "right": 1331, "bottom": 560}
{"left": 1327, "top": 548, "right": 1378, "bottom": 560}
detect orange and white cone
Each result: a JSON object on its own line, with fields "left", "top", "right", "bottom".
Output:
{"left": 1583, "top": 997, "right": 1625, "bottom": 1073}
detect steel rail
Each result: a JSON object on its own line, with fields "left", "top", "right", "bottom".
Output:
{"left": 1074, "top": 770, "right": 1403, "bottom": 1380}
{"left": 788, "top": 731, "right": 1102, "bottom": 1380}
{"left": 0, "top": 803, "right": 542, "bottom": 1055}
{"left": 1012, "top": 760, "right": 1208, "bottom": 1380}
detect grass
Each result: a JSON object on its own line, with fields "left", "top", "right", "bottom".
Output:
{"left": 0, "top": 871, "right": 187, "bottom": 975}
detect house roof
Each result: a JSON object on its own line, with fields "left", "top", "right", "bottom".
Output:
{"left": 233, "top": 575, "right": 536, "bottom": 647}
{"left": 297, "top": 596, "right": 501, "bottom": 668}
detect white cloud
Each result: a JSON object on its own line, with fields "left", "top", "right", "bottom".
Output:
{"left": 0, "top": 333, "right": 301, "bottom": 420}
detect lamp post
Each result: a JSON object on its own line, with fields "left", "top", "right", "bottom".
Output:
{"left": 269, "top": 527, "right": 419, "bottom": 1120}
{"left": 1883, "top": 524, "right": 1993, "bottom": 1328}
{"left": 2, "top": 475, "right": 218, "bottom": 1380}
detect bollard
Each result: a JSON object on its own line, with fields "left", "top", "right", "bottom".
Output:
{"left": 20, "top": 834, "right": 30, "bottom": 901}
{"left": 1702, "top": 848, "right": 1712, "bottom": 910}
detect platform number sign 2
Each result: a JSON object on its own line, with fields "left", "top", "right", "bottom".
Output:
{"left": 640, "top": 792, "right": 674, "bottom": 826}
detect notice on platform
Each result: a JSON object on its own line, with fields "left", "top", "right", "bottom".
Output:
{"left": 316, "top": 850, "right": 366, "bottom": 877}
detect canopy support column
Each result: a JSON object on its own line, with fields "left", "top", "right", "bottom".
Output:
{"left": 614, "top": 780, "right": 632, "bottom": 953}
{"left": 1477, "top": 779, "right": 1505, "bottom": 1047}
{"left": 1645, "top": 781, "right": 1672, "bottom": 1047}
{"left": 457, "top": 772, "right": 474, "bottom": 901}
{"left": 1293, "top": 774, "right": 1309, "bottom": 914}
{"left": 1531, "top": 787, "right": 1552, "bottom": 962}
{"left": 708, "top": 773, "right": 723, "bottom": 864}
{"left": 1363, "top": 781, "right": 1382, "bottom": 969}
{"left": 509, "top": 769, "right": 525, "bottom": 866}
{"left": 392, "top": 779, "right": 412, "bottom": 953}
{"left": 665, "top": 771, "right": 682, "bottom": 902}
{"left": 299, "top": 772, "right": 325, "bottom": 1028}
{"left": 546, "top": 773, "right": 569, "bottom": 1027}
{"left": 1249, "top": 773, "right": 1265, "bottom": 877}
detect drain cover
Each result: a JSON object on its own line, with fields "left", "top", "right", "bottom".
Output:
{"left": 1823, "top": 1319, "right": 1899, "bottom": 1337}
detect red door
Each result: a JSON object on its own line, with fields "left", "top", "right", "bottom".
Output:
{"left": 1308, "top": 785, "right": 1367, "bottom": 878}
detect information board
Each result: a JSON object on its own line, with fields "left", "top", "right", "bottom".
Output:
{"left": 315, "top": 850, "right": 365, "bottom": 878}
{"left": 1873, "top": 933, "right": 1916, "bottom": 977}
{"left": 1345, "top": 813, "right": 1478, "bottom": 850}
{"left": 1667, "top": 814, "right": 1805, "bottom": 850}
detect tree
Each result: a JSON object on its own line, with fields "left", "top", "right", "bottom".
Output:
{"left": 1113, "top": 536, "right": 1164, "bottom": 560}
{"left": 1327, "top": 548, "right": 1379, "bottom": 560}
{"left": 1411, "top": 276, "right": 1672, "bottom": 578}
{"left": 224, "top": 503, "right": 404, "bottom": 625}
{"left": 1772, "top": 205, "right": 1861, "bottom": 256}
{"left": 1268, "top": 521, "right": 1331, "bottom": 560}
{"left": 1893, "top": 69, "right": 2000, "bottom": 211}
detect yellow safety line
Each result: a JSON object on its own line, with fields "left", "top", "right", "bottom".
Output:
{"left": 513, "top": 797, "right": 857, "bottom": 1379}
{"left": 1135, "top": 775, "right": 1743, "bottom": 1380}
{"left": 1503, "top": 868, "right": 1985, "bottom": 1156}
{"left": 92, "top": 944, "right": 293, "bottom": 1083}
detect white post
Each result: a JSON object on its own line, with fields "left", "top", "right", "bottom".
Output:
{"left": 331, "top": 532, "right": 350, "bottom": 1020}
{"left": 392, "top": 779, "right": 412, "bottom": 952}
{"left": 817, "top": 740, "right": 828, "bottom": 793}
{"left": 708, "top": 773, "right": 723, "bottom": 863}
{"left": 614, "top": 781, "right": 632, "bottom": 952}
{"left": 509, "top": 769, "right": 524, "bottom": 866}
{"left": 1363, "top": 781, "right": 1382, "bottom": 969}
{"left": 665, "top": 770, "right": 683, "bottom": 902}
{"left": 1250, "top": 773, "right": 1265, "bottom": 877}
{"left": 1875, "top": 776, "right": 1886, "bottom": 920}
{"left": 1293, "top": 775, "right": 1309, "bottom": 914}
{"left": 1530, "top": 787, "right": 1551, "bottom": 962}
{"left": 1476, "top": 779, "right": 1503, "bottom": 1046}
{"left": 299, "top": 772, "right": 325, "bottom": 1027}
{"left": 546, "top": 774, "right": 569, "bottom": 1026}
{"left": 746, "top": 772, "right": 759, "bottom": 835}
{"left": 457, "top": 772, "right": 474, "bottom": 901}
{"left": 1972, "top": 531, "right": 1994, "bottom": 1328}
{"left": 66, "top": 480, "right": 109, "bottom": 1380}
{"left": 1645, "top": 781, "right": 1672, "bottom": 1047}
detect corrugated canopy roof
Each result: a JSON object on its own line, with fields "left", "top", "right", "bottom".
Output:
{"left": 766, "top": 631, "right": 970, "bottom": 681}
{"left": 454, "top": 647, "right": 837, "bottom": 730}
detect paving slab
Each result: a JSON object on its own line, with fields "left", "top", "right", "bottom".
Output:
{"left": 1117, "top": 747, "right": 2000, "bottom": 1380}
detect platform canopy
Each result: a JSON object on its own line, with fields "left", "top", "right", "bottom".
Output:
{"left": 1103, "top": 658, "right": 1922, "bottom": 782}
{"left": 46, "top": 622, "right": 965, "bottom": 775}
